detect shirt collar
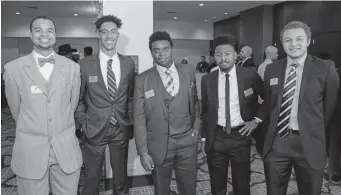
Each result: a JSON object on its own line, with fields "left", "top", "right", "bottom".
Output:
{"left": 33, "top": 50, "right": 55, "bottom": 66}
{"left": 219, "top": 64, "right": 236, "bottom": 79}
{"left": 156, "top": 61, "right": 176, "bottom": 74}
{"left": 287, "top": 52, "right": 307, "bottom": 67}
{"left": 264, "top": 58, "right": 273, "bottom": 64}
{"left": 99, "top": 49, "right": 118, "bottom": 63}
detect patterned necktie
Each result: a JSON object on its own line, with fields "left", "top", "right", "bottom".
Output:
{"left": 107, "top": 59, "right": 118, "bottom": 125}
{"left": 165, "top": 69, "right": 175, "bottom": 96}
{"left": 225, "top": 74, "right": 231, "bottom": 134}
{"left": 277, "top": 63, "right": 298, "bottom": 137}
{"left": 38, "top": 55, "right": 55, "bottom": 67}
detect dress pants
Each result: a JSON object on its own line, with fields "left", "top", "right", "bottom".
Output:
{"left": 152, "top": 130, "right": 198, "bottom": 195}
{"left": 207, "top": 127, "right": 252, "bottom": 195}
{"left": 17, "top": 146, "right": 80, "bottom": 195}
{"left": 264, "top": 132, "right": 324, "bottom": 195}
{"left": 82, "top": 124, "right": 128, "bottom": 195}
{"left": 328, "top": 121, "right": 341, "bottom": 177}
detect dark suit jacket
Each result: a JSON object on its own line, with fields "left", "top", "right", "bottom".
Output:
{"left": 262, "top": 55, "right": 339, "bottom": 170}
{"left": 75, "top": 53, "right": 135, "bottom": 145}
{"left": 201, "top": 66, "right": 266, "bottom": 153}
{"left": 241, "top": 58, "right": 255, "bottom": 69}
{"left": 134, "top": 63, "right": 201, "bottom": 166}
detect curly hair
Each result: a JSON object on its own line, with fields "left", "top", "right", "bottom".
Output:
{"left": 149, "top": 31, "right": 173, "bottom": 51}
{"left": 213, "top": 34, "right": 236, "bottom": 51}
{"left": 280, "top": 21, "right": 311, "bottom": 41}
{"left": 95, "top": 15, "right": 123, "bottom": 30}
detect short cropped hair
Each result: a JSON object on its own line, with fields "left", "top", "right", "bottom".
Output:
{"left": 30, "top": 16, "right": 56, "bottom": 32}
{"left": 213, "top": 34, "right": 236, "bottom": 51}
{"left": 95, "top": 15, "right": 123, "bottom": 30}
{"left": 280, "top": 21, "right": 312, "bottom": 41}
{"left": 149, "top": 31, "right": 173, "bottom": 51}
{"left": 84, "top": 46, "right": 93, "bottom": 56}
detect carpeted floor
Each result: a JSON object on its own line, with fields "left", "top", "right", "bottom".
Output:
{"left": 2, "top": 107, "right": 341, "bottom": 195}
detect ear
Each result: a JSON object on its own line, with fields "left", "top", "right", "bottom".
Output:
{"left": 307, "top": 37, "right": 311, "bottom": 47}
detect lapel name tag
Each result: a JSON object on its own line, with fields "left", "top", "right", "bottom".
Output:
{"left": 244, "top": 88, "right": 253, "bottom": 97}
{"left": 145, "top": 90, "right": 155, "bottom": 99}
{"left": 270, "top": 78, "right": 278, "bottom": 86}
{"left": 31, "top": 85, "right": 43, "bottom": 94}
{"left": 89, "top": 76, "right": 98, "bottom": 83}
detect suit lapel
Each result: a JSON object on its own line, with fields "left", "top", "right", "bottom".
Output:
{"left": 236, "top": 66, "right": 244, "bottom": 108}
{"left": 150, "top": 67, "right": 167, "bottom": 116}
{"left": 276, "top": 59, "right": 288, "bottom": 108}
{"left": 23, "top": 52, "right": 49, "bottom": 96}
{"left": 298, "top": 55, "right": 314, "bottom": 106}
{"left": 113, "top": 54, "right": 128, "bottom": 102}
{"left": 175, "top": 64, "right": 192, "bottom": 116}
{"left": 93, "top": 53, "right": 112, "bottom": 101}
{"left": 49, "top": 55, "right": 66, "bottom": 97}
{"left": 211, "top": 70, "right": 219, "bottom": 114}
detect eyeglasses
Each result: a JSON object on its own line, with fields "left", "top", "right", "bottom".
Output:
{"left": 215, "top": 52, "right": 232, "bottom": 58}
{"left": 99, "top": 29, "right": 119, "bottom": 36}
{"left": 152, "top": 47, "right": 171, "bottom": 55}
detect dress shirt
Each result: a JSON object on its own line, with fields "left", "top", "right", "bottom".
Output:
{"left": 156, "top": 62, "right": 180, "bottom": 95}
{"left": 285, "top": 53, "right": 307, "bottom": 130}
{"left": 217, "top": 65, "right": 244, "bottom": 127}
{"left": 258, "top": 58, "right": 273, "bottom": 80}
{"left": 99, "top": 50, "right": 121, "bottom": 89}
{"left": 33, "top": 50, "right": 55, "bottom": 81}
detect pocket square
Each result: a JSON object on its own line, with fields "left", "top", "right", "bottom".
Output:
{"left": 270, "top": 78, "right": 278, "bottom": 86}
{"left": 244, "top": 88, "right": 254, "bottom": 97}
{"left": 190, "top": 81, "right": 195, "bottom": 88}
{"left": 89, "top": 76, "right": 98, "bottom": 83}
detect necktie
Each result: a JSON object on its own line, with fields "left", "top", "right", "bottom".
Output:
{"left": 38, "top": 55, "right": 55, "bottom": 67}
{"left": 165, "top": 69, "right": 175, "bottom": 96}
{"left": 107, "top": 59, "right": 118, "bottom": 125}
{"left": 225, "top": 74, "right": 231, "bottom": 134}
{"left": 277, "top": 63, "right": 298, "bottom": 137}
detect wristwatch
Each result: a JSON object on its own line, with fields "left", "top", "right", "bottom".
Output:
{"left": 253, "top": 117, "right": 262, "bottom": 124}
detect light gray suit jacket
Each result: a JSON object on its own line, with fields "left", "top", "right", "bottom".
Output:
{"left": 4, "top": 52, "right": 83, "bottom": 179}
{"left": 134, "top": 63, "right": 201, "bottom": 166}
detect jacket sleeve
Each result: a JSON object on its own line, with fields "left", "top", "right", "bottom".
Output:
{"left": 3, "top": 65, "right": 21, "bottom": 122}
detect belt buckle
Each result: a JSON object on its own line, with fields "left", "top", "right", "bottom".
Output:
{"left": 279, "top": 128, "right": 289, "bottom": 138}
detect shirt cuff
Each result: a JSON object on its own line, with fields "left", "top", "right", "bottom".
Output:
{"left": 254, "top": 117, "right": 263, "bottom": 123}
{"left": 201, "top": 138, "right": 206, "bottom": 142}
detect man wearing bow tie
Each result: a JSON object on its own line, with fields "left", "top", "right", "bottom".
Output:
{"left": 75, "top": 15, "right": 135, "bottom": 195}
{"left": 4, "top": 16, "right": 82, "bottom": 195}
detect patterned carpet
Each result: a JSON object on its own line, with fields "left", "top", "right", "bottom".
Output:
{"left": 1, "top": 107, "right": 341, "bottom": 195}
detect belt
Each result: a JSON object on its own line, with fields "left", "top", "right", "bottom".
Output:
{"left": 217, "top": 125, "right": 243, "bottom": 133}
{"left": 279, "top": 128, "right": 299, "bottom": 138}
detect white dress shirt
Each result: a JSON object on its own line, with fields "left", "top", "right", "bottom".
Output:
{"left": 217, "top": 65, "right": 244, "bottom": 127}
{"left": 33, "top": 50, "right": 55, "bottom": 81}
{"left": 286, "top": 53, "right": 307, "bottom": 130}
{"left": 99, "top": 50, "right": 121, "bottom": 89}
{"left": 156, "top": 62, "right": 180, "bottom": 95}
{"left": 258, "top": 58, "right": 273, "bottom": 80}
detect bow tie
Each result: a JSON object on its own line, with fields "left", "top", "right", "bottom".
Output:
{"left": 38, "top": 56, "right": 55, "bottom": 67}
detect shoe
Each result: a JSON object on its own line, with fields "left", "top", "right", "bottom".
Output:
{"left": 330, "top": 174, "right": 341, "bottom": 185}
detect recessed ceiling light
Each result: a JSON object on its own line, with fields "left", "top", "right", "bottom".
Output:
{"left": 224, "top": 13, "right": 228, "bottom": 15}
{"left": 205, "top": 20, "right": 208, "bottom": 22}
{"left": 74, "top": 13, "right": 78, "bottom": 16}
{"left": 16, "top": 12, "right": 20, "bottom": 15}
{"left": 199, "top": 4, "right": 204, "bottom": 6}
{"left": 174, "top": 17, "right": 177, "bottom": 20}
{"left": 214, "top": 16, "right": 217, "bottom": 19}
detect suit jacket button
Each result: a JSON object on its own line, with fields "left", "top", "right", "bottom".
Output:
{"left": 47, "top": 99, "right": 51, "bottom": 103}
{"left": 49, "top": 119, "right": 52, "bottom": 122}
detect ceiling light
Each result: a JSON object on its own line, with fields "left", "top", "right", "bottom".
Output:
{"left": 205, "top": 20, "right": 208, "bottom": 22}
{"left": 214, "top": 16, "right": 217, "bottom": 19}
{"left": 199, "top": 4, "right": 204, "bottom": 6}
{"left": 74, "top": 13, "right": 78, "bottom": 16}
{"left": 174, "top": 17, "right": 177, "bottom": 20}
{"left": 16, "top": 12, "right": 20, "bottom": 15}
{"left": 224, "top": 13, "right": 228, "bottom": 15}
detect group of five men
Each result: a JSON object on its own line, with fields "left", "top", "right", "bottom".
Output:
{"left": 4, "top": 14, "right": 339, "bottom": 195}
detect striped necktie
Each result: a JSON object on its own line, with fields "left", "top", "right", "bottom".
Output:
{"left": 165, "top": 69, "right": 175, "bottom": 96}
{"left": 107, "top": 59, "right": 118, "bottom": 125}
{"left": 277, "top": 63, "right": 298, "bottom": 137}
